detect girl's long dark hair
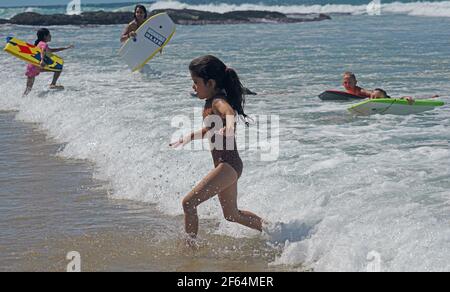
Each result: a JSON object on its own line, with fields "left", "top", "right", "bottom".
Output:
{"left": 134, "top": 5, "right": 148, "bottom": 22}
{"left": 189, "top": 55, "right": 249, "bottom": 125}
{"left": 374, "top": 88, "right": 391, "bottom": 98}
{"left": 35, "top": 28, "right": 50, "bottom": 46}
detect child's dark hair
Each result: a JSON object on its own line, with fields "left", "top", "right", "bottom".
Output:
{"left": 374, "top": 88, "right": 391, "bottom": 98}
{"left": 134, "top": 5, "right": 148, "bottom": 21}
{"left": 189, "top": 55, "right": 249, "bottom": 125}
{"left": 35, "top": 28, "right": 50, "bottom": 46}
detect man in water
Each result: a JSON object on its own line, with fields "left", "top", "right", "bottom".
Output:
{"left": 342, "top": 71, "right": 373, "bottom": 98}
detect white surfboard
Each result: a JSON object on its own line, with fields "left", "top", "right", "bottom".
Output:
{"left": 119, "top": 13, "right": 176, "bottom": 72}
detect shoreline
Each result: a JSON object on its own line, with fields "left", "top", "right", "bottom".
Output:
{"left": 0, "top": 110, "right": 285, "bottom": 272}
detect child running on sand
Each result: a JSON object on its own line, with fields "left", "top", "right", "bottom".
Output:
{"left": 170, "top": 55, "right": 264, "bottom": 242}
{"left": 24, "top": 28, "right": 74, "bottom": 96}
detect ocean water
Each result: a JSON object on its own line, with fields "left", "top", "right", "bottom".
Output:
{"left": 0, "top": 1, "right": 449, "bottom": 271}
{"left": 2, "top": 0, "right": 450, "bottom": 18}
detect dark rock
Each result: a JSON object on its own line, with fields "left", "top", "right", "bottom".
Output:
{"left": 286, "top": 13, "right": 332, "bottom": 22}
{"left": 151, "top": 9, "right": 229, "bottom": 23}
{"left": 0, "top": 19, "right": 9, "bottom": 24}
{"left": 152, "top": 9, "right": 331, "bottom": 25}
{"left": 10, "top": 12, "right": 77, "bottom": 26}
{"left": 79, "top": 11, "right": 134, "bottom": 25}
{"left": 224, "top": 10, "right": 287, "bottom": 20}
{"left": 9, "top": 11, "right": 133, "bottom": 26}
{"left": 7, "top": 9, "right": 331, "bottom": 26}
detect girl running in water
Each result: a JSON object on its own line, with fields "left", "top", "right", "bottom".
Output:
{"left": 24, "top": 28, "right": 74, "bottom": 96}
{"left": 170, "top": 55, "right": 264, "bottom": 241}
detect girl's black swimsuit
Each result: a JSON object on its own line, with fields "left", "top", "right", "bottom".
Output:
{"left": 203, "top": 96, "right": 243, "bottom": 178}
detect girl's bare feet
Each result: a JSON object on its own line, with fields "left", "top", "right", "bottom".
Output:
{"left": 184, "top": 234, "right": 200, "bottom": 250}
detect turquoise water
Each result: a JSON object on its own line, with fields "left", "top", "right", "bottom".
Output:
{"left": 0, "top": 11, "right": 449, "bottom": 271}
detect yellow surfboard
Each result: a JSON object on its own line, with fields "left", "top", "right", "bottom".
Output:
{"left": 4, "top": 37, "right": 64, "bottom": 72}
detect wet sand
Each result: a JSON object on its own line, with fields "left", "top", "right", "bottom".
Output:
{"left": 0, "top": 111, "right": 284, "bottom": 272}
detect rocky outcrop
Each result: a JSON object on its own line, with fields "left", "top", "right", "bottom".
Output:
{"left": 4, "top": 9, "right": 331, "bottom": 26}
{"left": 153, "top": 9, "right": 331, "bottom": 25}
{"left": 9, "top": 11, "right": 133, "bottom": 26}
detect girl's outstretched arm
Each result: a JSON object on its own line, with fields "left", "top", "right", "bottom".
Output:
{"left": 50, "top": 45, "right": 75, "bottom": 53}
{"left": 170, "top": 127, "right": 208, "bottom": 148}
{"left": 49, "top": 45, "right": 74, "bottom": 53}
{"left": 400, "top": 94, "right": 440, "bottom": 104}
{"left": 404, "top": 95, "right": 439, "bottom": 99}
{"left": 360, "top": 88, "right": 373, "bottom": 98}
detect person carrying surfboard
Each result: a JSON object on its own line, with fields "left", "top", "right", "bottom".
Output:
{"left": 24, "top": 28, "right": 74, "bottom": 96}
{"left": 342, "top": 72, "right": 373, "bottom": 98}
{"left": 120, "top": 5, "right": 148, "bottom": 43}
{"left": 170, "top": 55, "right": 265, "bottom": 244}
